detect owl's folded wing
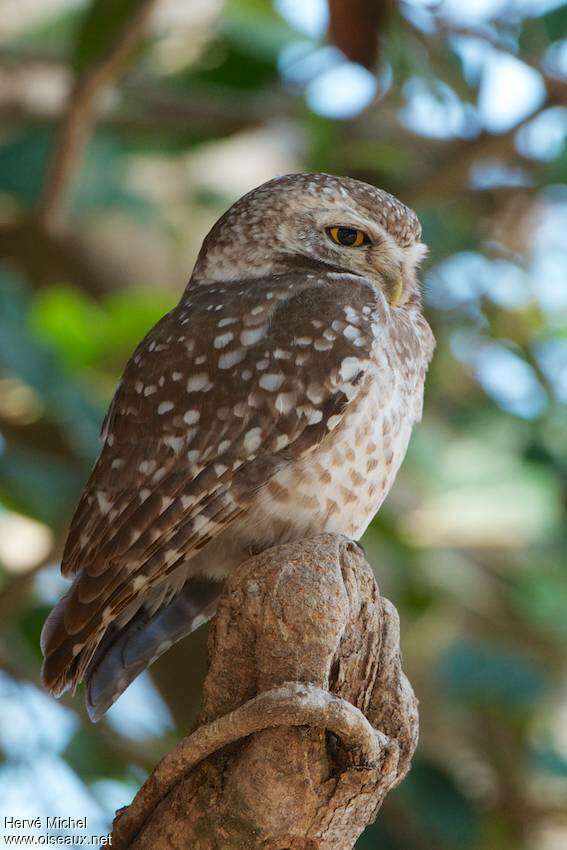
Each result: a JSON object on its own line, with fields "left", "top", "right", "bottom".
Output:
{"left": 41, "top": 272, "right": 383, "bottom": 696}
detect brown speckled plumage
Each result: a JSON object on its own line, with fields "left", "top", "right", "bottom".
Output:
{"left": 41, "top": 173, "right": 435, "bottom": 720}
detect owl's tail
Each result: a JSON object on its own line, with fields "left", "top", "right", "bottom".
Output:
{"left": 81, "top": 577, "right": 220, "bottom": 721}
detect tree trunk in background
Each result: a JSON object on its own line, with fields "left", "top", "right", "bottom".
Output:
{"left": 112, "top": 534, "right": 419, "bottom": 850}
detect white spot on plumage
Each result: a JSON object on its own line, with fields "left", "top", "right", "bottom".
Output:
{"left": 241, "top": 326, "right": 267, "bottom": 346}
{"left": 214, "top": 331, "right": 234, "bottom": 349}
{"left": 274, "top": 433, "right": 289, "bottom": 450}
{"left": 187, "top": 373, "right": 211, "bottom": 392}
{"left": 96, "top": 491, "right": 113, "bottom": 514}
{"left": 158, "top": 401, "right": 174, "bottom": 415}
{"left": 132, "top": 575, "right": 148, "bottom": 591}
{"left": 144, "top": 385, "right": 156, "bottom": 396}
{"left": 259, "top": 373, "right": 284, "bottom": 391}
{"left": 275, "top": 391, "right": 295, "bottom": 414}
{"left": 341, "top": 357, "right": 363, "bottom": 382}
{"left": 305, "top": 408, "right": 323, "bottom": 424}
{"left": 219, "top": 348, "right": 245, "bottom": 369}
{"left": 192, "top": 515, "right": 208, "bottom": 532}
{"left": 306, "top": 384, "right": 324, "bottom": 404}
{"left": 163, "top": 435, "right": 184, "bottom": 454}
{"left": 343, "top": 325, "right": 360, "bottom": 342}
{"left": 244, "top": 427, "right": 262, "bottom": 453}
{"left": 233, "top": 401, "right": 248, "bottom": 417}
{"left": 172, "top": 371, "right": 183, "bottom": 381}
{"left": 344, "top": 306, "right": 361, "bottom": 324}
{"left": 183, "top": 409, "right": 200, "bottom": 425}
{"left": 139, "top": 460, "right": 157, "bottom": 475}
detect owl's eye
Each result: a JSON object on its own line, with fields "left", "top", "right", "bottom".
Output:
{"left": 326, "top": 226, "right": 370, "bottom": 248}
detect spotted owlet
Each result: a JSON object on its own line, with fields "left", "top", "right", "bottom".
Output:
{"left": 41, "top": 173, "right": 435, "bottom": 720}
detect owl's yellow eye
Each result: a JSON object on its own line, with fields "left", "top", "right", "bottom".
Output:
{"left": 326, "top": 226, "right": 369, "bottom": 248}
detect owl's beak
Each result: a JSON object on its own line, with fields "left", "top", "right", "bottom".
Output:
{"left": 383, "top": 268, "right": 404, "bottom": 307}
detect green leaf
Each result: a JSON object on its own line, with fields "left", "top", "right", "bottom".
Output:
{"left": 0, "top": 268, "right": 102, "bottom": 459}
{"left": 74, "top": 0, "right": 148, "bottom": 74}
{"left": 100, "top": 289, "right": 175, "bottom": 364}
{"left": 165, "top": 0, "right": 294, "bottom": 94}
{"left": 514, "top": 563, "right": 567, "bottom": 639}
{"left": 540, "top": 5, "right": 567, "bottom": 41}
{"left": 30, "top": 286, "right": 105, "bottom": 370}
{"left": 0, "top": 445, "right": 84, "bottom": 528}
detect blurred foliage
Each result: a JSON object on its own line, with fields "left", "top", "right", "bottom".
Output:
{"left": 0, "top": 0, "right": 566, "bottom": 848}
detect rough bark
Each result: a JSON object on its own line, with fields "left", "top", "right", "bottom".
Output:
{"left": 112, "top": 534, "right": 419, "bottom": 850}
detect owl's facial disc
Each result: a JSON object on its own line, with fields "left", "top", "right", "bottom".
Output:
{"left": 191, "top": 174, "right": 426, "bottom": 306}
{"left": 292, "top": 206, "right": 425, "bottom": 308}
{"left": 322, "top": 223, "right": 405, "bottom": 306}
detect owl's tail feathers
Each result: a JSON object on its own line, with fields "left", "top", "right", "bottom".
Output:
{"left": 40, "top": 576, "right": 220, "bottom": 720}
{"left": 83, "top": 576, "right": 220, "bottom": 722}
{"left": 40, "top": 585, "right": 82, "bottom": 697}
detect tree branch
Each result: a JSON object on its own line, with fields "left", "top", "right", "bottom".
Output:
{"left": 36, "top": 0, "right": 159, "bottom": 233}
{"left": 112, "top": 534, "right": 419, "bottom": 850}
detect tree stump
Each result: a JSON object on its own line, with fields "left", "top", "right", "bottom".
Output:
{"left": 112, "top": 533, "right": 418, "bottom": 850}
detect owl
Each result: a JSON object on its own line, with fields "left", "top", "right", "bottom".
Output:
{"left": 41, "top": 173, "right": 435, "bottom": 721}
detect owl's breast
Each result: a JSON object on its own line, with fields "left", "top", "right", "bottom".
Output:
{"left": 212, "top": 301, "right": 431, "bottom": 558}
{"left": 247, "top": 368, "right": 416, "bottom": 546}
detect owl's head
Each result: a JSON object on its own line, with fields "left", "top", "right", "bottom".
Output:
{"left": 192, "top": 173, "right": 427, "bottom": 308}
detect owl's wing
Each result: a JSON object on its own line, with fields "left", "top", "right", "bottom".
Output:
{"left": 41, "top": 272, "right": 383, "bottom": 696}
